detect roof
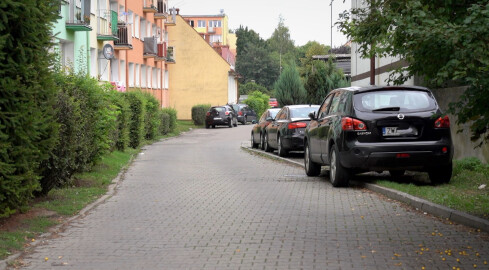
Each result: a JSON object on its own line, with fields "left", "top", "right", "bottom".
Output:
{"left": 312, "top": 54, "right": 351, "bottom": 77}
{"left": 336, "top": 85, "right": 431, "bottom": 93}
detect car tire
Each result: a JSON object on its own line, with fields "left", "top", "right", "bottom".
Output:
{"left": 329, "top": 145, "right": 349, "bottom": 187}
{"left": 251, "top": 132, "right": 259, "bottom": 148}
{"left": 233, "top": 118, "right": 238, "bottom": 127}
{"left": 205, "top": 124, "right": 210, "bottom": 129}
{"left": 389, "top": 170, "right": 405, "bottom": 178}
{"left": 304, "top": 141, "right": 321, "bottom": 176}
{"left": 260, "top": 133, "right": 265, "bottom": 150}
{"left": 277, "top": 136, "right": 288, "bottom": 157}
{"left": 228, "top": 119, "right": 233, "bottom": 128}
{"left": 264, "top": 133, "right": 273, "bottom": 152}
{"left": 428, "top": 161, "right": 452, "bottom": 185}
{"left": 244, "top": 116, "right": 248, "bottom": 125}
{"left": 212, "top": 125, "right": 215, "bottom": 128}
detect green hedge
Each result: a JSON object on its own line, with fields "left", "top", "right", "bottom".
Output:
{"left": 143, "top": 92, "right": 160, "bottom": 140}
{"left": 161, "top": 107, "right": 177, "bottom": 132}
{"left": 0, "top": 0, "right": 60, "bottom": 216}
{"left": 125, "top": 91, "right": 146, "bottom": 149}
{"left": 159, "top": 111, "right": 171, "bottom": 135}
{"left": 192, "top": 104, "right": 211, "bottom": 126}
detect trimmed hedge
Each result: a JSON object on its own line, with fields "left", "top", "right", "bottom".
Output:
{"left": 125, "top": 91, "right": 146, "bottom": 149}
{"left": 143, "top": 92, "right": 160, "bottom": 140}
{"left": 0, "top": 0, "right": 60, "bottom": 216}
{"left": 161, "top": 107, "right": 177, "bottom": 132}
{"left": 192, "top": 104, "right": 211, "bottom": 126}
{"left": 159, "top": 111, "right": 171, "bottom": 135}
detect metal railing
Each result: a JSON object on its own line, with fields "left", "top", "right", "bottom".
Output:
{"left": 97, "top": 10, "right": 118, "bottom": 36}
{"left": 114, "top": 24, "right": 132, "bottom": 47}
{"left": 66, "top": 0, "right": 90, "bottom": 25}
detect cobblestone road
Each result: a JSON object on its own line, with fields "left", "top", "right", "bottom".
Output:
{"left": 15, "top": 125, "right": 489, "bottom": 269}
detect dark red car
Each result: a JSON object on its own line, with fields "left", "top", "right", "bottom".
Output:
{"left": 269, "top": 98, "right": 279, "bottom": 108}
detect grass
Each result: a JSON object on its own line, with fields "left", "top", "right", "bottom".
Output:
{"left": 373, "top": 157, "right": 489, "bottom": 220}
{"left": 0, "top": 121, "right": 199, "bottom": 260}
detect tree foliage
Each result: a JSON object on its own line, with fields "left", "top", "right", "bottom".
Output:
{"left": 304, "top": 60, "right": 350, "bottom": 104}
{"left": 235, "top": 41, "right": 280, "bottom": 89}
{"left": 244, "top": 91, "right": 270, "bottom": 118}
{"left": 338, "top": 0, "right": 489, "bottom": 144}
{"left": 267, "top": 16, "right": 297, "bottom": 70}
{"left": 274, "top": 64, "right": 307, "bottom": 106}
{"left": 299, "top": 41, "right": 330, "bottom": 78}
{"left": 239, "top": 81, "right": 272, "bottom": 97}
{"left": 0, "top": 0, "right": 59, "bottom": 216}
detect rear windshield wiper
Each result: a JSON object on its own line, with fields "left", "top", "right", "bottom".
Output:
{"left": 372, "top": 107, "right": 400, "bottom": 112}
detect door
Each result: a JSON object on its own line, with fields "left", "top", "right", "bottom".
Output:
{"left": 308, "top": 94, "right": 333, "bottom": 162}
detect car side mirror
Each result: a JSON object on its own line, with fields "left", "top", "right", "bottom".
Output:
{"left": 251, "top": 120, "right": 257, "bottom": 124}
{"left": 308, "top": 112, "right": 317, "bottom": 120}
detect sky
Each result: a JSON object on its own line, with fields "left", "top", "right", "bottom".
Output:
{"left": 170, "top": 0, "right": 352, "bottom": 48}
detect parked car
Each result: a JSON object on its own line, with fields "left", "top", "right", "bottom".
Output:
{"left": 205, "top": 105, "right": 238, "bottom": 128}
{"left": 269, "top": 98, "right": 279, "bottom": 108}
{"left": 231, "top": 104, "right": 258, "bottom": 125}
{"left": 304, "top": 86, "right": 453, "bottom": 187}
{"left": 263, "top": 105, "right": 319, "bottom": 157}
{"left": 251, "top": 108, "right": 281, "bottom": 149}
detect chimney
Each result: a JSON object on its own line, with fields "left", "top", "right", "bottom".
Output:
{"left": 176, "top": 8, "right": 179, "bottom": 15}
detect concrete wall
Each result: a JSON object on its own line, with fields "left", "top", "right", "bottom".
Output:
{"left": 167, "top": 15, "right": 234, "bottom": 120}
{"left": 432, "top": 87, "right": 489, "bottom": 163}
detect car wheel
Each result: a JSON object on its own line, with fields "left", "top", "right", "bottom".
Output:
{"left": 389, "top": 170, "right": 405, "bottom": 178}
{"left": 264, "top": 133, "right": 272, "bottom": 152}
{"left": 251, "top": 132, "right": 259, "bottom": 148}
{"left": 228, "top": 119, "right": 233, "bottom": 128}
{"left": 428, "top": 161, "right": 452, "bottom": 185}
{"left": 212, "top": 125, "right": 215, "bottom": 128}
{"left": 277, "top": 136, "right": 288, "bottom": 157}
{"left": 304, "top": 141, "right": 321, "bottom": 176}
{"left": 244, "top": 116, "right": 248, "bottom": 125}
{"left": 205, "top": 124, "right": 210, "bottom": 129}
{"left": 329, "top": 145, "right": 349, "bottom": 187}
{"left": 233, "top": 118, "right": 238, "bottom": 127}
{"left": 259, "top": 133, "right": 265, "bottom": 150}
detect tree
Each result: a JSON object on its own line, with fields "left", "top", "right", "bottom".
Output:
{"left": 304, "top": 60, "right": 350, "bottom": 104}
{"left": 338, "top": 0, "right": 489, "bottom": 145}
{"left": 267, "top": 16, "right": 297, "bottom": 72}
{"left": 274, "top": 63, "right": 307, "bottom": 106}
{"left": 236, "top": 42, "right": 280, "bottom": 89}
{"left": 239, "top": 81, "right": 272, "bottom": 97}
{"left": 244, "top": 91, "right": 270, "bottom": 118}
{"left": 299, "top": 41, "right": 329, "bottom": 78}
{"left": 0, "top": 0, "right": 60, "bottom": 217}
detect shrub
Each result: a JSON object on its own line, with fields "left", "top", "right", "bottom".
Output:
{"left": 244, "top": 91, "right": 270, "bottom": 118}
{"left": 106, "top": 89, "right": 130, "bottom": 151}
{"left": 274, "top": 63, "right": 307, "bottom": 106}
{"left": 161, "top": 107, "right": 177, "bottom": 132}
{"left": 0, "top": 0, "right": 60, "bottom": 216}
{"left": 191, "top": 104, "right": 211, "bottom": 126}
{"left": 159, "top": 111, "right": 171, "bottom": 135}
{"left": 125, "top": 91, "right": 146, "bottom": 149}
{"left": 39, "top": 72, "right": 117, "bottom": 194}
{"left": 142, "top": 92, "right": 160, "bottom": 140}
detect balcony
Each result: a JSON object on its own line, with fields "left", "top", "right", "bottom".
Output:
{"left": 165, "top": 8, "right": 177, "bottom": 26}
{"left": 66, "top": 0, "right": 92, "bottom": 31}
{"left": 154, "top": 0, "right": 168, "bottom": 19}
{"left": 143, "top": 0, "right": 157, "bottom": 13}
{"left": 166, "top": 46, "right": 175, "bottom": 63}
{"left": 154, "top": 42, "right": 166, "bottom": 62}
{"left": 143, "top": 36, "right": 157, "bottom": 58}
{"left": 97, "top": 10, "right": 118, "bottom": 40}
{"left": 114, "top": 24, "right": 132, "bottom": 50}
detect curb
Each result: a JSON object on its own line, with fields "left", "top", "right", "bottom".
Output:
{"left": 241, "top": 145, "right": 489, "bottom": 233}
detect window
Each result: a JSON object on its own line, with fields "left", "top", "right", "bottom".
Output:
{"left": 135, "top": 64, "right": 140, "bottom": 86}
{"left": 318, "top": 94, "right": 334, "bottom": 119}
{"left": 152, "top": 68, "right": 157, "bottom": 88}
{"left": 164, "top": 70, "right": 169, "bottom": 88}
{"left": 209, "top": 20, "right": 221, "bottom": 27}
{"left": 140, "top": 17, "right": 146, "bottom": 38}
{"left": 134, "top": 14, "right": 140, "bottom": 38}
{"left": 90, "top": 47, "right": 97, "bottom": 78}
{"left": 353, "top": 90, "right": 436, "bottom": 112}
{"left": 120, "top": 60, "right": 126, "bottom": 87}
{"left": 209, "top": 35, "right": 221, "bottom": 43}
{"left": 157, "top": 68, "right": 161, "bottom": 88}
{"left": 329, "top": 94, "right": 341, "bottom": 114}
{"left": 141, "top": 65, "right": 147, "bottom": 88}
{"left": 198, "top": 20, "right": 206, "bottom": 27}
{"left": 128, "top": 63, "right": 134, "bottom": 87}
{"left": 188, "top": 20, "right": 194, "bottom": 27}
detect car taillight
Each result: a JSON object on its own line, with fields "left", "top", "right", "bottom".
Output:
{"left": 288, "top": 122, "right": 307, "bottom": 129}
{"left": 341, "top": 117, "right": 367, "bottom": 131}
{"left": 225, "top": 111, "right": 230, "bottom": 115}
{"left": 206, "top": 112, "right": 210, "bottom": 116}
{"left": 434, "top": 116, "right": 450, "bottom": 128}
{"left": 239, "top": 111, "right": 243, "bottom": 116}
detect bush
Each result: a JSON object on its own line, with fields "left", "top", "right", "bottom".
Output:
{"left": 161, "top": 107, "right": 177, "bottom": 132}
{"left": 159, "top": 111, "right": 171, "bottom": 135}
{"left": 106, "top": 89, "right": 130, "bottom": 151}
{"left": 244, "top": 91, "right": 270, "bottom": 118}
{"left": 39, "top": 72, "right": 117, "bottom": 194}
{"left": 274, "top": 63, "right": 307, "bottom": 106}
{"left": 142, "top": 92, "right": 160, "bottom": 140}
{"left": 191, "top": 104, "right": 211, "bottom": 126}
{"left": 125, "top": 91, "right": 146, "bottom": 149}
{"left": 0, "top": 0, "right": 60, "bottom": 216}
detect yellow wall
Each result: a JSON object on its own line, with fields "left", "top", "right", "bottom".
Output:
{"left": 167, "top": 15, "right": 232, "bottom": 120}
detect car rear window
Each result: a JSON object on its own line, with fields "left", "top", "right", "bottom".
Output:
{"left": 354, "top": 90, "right": 437, "bottom": 112}
{"left": 212, "top": 107, "right": 225, "bottom": 112}
{"left": 290, "top": 106, "right": 320, "bottom": 118}
{"left": 269, "top": 109, "right": 280, "bottom": 118}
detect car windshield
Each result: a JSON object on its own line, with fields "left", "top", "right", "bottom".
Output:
{"left": 354, "top": 90, "right": 437, "bottom": 112}
{"left": 290, "top": 106, "right": 319, "bottom": 118}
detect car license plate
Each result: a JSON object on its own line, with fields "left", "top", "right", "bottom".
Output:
{"left": 383, "top": 127, "right": 400, "bottom": 136}
{"left": 214, "top": 117, "right": 222, "bottom": 120}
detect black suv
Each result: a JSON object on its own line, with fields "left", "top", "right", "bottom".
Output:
{"left": 205, "top": 105, "right": 238, "bottom": 128}
{"left": 304, "top": 86, "right": 453, "bottom": 187}
{"left": 231, "top": 104, "right": 258, "bottom": 125}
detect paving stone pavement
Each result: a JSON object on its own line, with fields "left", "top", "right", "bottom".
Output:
{"left": 13, "top": 125, "right": 489, "bottom": 270}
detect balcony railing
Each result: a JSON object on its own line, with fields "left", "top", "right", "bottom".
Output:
{"left": 165, "top": 8, "right": 177, "bottom": 26}
{"left": 143, "top": 0, "right": 157, "bottom": 13}
{"left": 155, "top": 0, "right": 168, "bottom": 19}
{"left": 114, "top": 24, "right": 133, "bottom": 50}
{"left": 97, "top": 10, "right": 118, "bottom": 40}
{"left": 143, "top": 36, "right": 157, "bottom": 58}
{"left": 66, "top": 0, "right": 92, "bottom": 31}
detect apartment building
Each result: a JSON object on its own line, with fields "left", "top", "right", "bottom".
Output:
{"left": 53, "top": 0, "right": 173, "bottom": 107}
